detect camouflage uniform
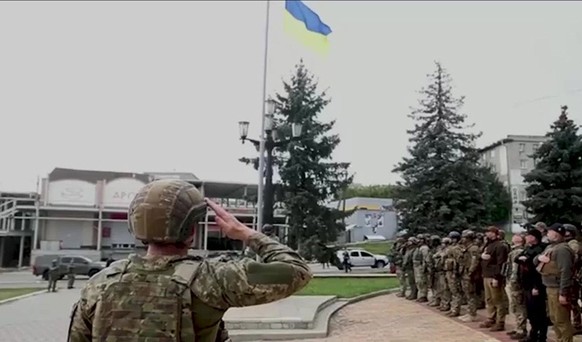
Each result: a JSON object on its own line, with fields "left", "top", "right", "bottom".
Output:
{"left": 444, "top": 231, "right": 463, "bottom": 317}
{"left": 47, "top": 260, "right": 59, "bottom": 292}
{"left": 426, "top": 235, "right": 442, "bottom": 307}
{"left": 403, "top": 237, "right": 418, "bottom": 300}
{"left": 506, "top": 239, "right": 527, "bottom": 338}
{"left": 565, "top": 224, "right": 582, "bottom": 331}
{"left": 413, "top": 234, "right": 430, "bottom": 302}
{"left": 244, "top": 224, "right": 280, "bottom": 259}
{"left": 458, "top": 230, "right": 481, "bottom": 322}
{"left": 390, "top": 237, "right": 407, "bottom": 297}
{"left": 67, "top": 179, "right": 312, "bottom": 342}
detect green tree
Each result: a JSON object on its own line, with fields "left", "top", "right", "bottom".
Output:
{"left": 342, "top": 184, "right": 398, "bottom": 199}
{"left": 273, "top": 61, "right": 353, "bottom": 252}
{"left": 523, "top": 106, "right": 582, "bottom": 224}
{"left": 393, "top": 62, "right": 511, "bottom": 235}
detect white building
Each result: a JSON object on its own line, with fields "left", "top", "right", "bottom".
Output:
{"left": 0, "top": 167, "right": 286, "bottom": 267}
{"left": 328, "top": 197, "right": 398, "bottom": 243}
{"left": 478, "top": 134, "right": 548, "bottom": 226}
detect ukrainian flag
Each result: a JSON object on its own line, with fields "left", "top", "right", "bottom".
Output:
{"left": 284, "top": 0, "right": 332, "bottom": 55}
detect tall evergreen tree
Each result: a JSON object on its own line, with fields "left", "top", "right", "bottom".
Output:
{"left": 523, "top": 106, "right": 582, "bottom": 224}
{"left": 393, "top": 62, "right": 510, "bottom": 234}
{"left": 273, "top": 61, "right": 353, "bottom": 253}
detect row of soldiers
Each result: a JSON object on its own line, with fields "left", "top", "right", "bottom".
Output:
{"left": 392, "top": 229, "right": 490, "bottom": 320}
{"left": 391, "top": 223, "right": 582, "bottom": 342}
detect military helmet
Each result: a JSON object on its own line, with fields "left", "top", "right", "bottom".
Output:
{"left": 396, "top": 229, "right": 408, "bottom": 238}
{"left": 408, "top": 237, "right": 418, "bottom": 244}
{"left": 461, "top": 229, "right": 475, "bottom": 239}
{"left": 430, "top": 234, "right": 441, "bottom": 241}
{"left": 442, "top": 237, "right": 452, "bottom": 244}
{"left": 128, "top": 179, "right": 207, "bottom": 244}
{"left": 262, "top": 224, "right": 274, "bottom": 235}
{"left": 448, "top": 231, "right": 461, "bottom": 239}
{"left": 416, "top": 233, "right": 425, "bottom": 241}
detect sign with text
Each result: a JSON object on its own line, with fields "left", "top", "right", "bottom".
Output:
{"left": 47, "top": 180, "right": 97, "bottom": 206}
{"left": 102, "top": 178, "right": 145, "bottom": 208}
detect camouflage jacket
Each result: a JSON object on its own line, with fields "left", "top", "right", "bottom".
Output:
{"left": 402, "top": 247, "right": 416, "bottom": 270}
{"left": 67, "top": 233, "right": 312, "bottom": 342}
{"left": 507, "top": 245, "right": 525, "bottom": 289}
{"left": 444, "top": 244, "right": 463, "bottom": 274}
{"left": 459, "top": 243, "right": 481, "bottom": 278}
{"left": 244, "top": 234, "right": 280, "bottom": 259}
{"left": 389, "top": 242, "right": 405, "bottom": 267}
{"left": 412, "top": 244, "right": 430, "bottom": 269}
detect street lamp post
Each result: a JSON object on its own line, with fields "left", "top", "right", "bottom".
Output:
{"left": 239, "top": 100, "right": 303, "bottom": 228}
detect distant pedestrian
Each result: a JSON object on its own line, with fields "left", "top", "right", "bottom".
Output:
{"left": 47, "top": 260, "right": 59, "bottom": 292}
{"left": 342, "top": 251, "right": 351, "bottom": 273}
{"left": 67, "top": 265, "right": 76, "bottom": 289}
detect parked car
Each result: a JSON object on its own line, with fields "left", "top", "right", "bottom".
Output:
{"left": 32, "top": 255, "right": 106, "bottom": 280}
{"left": 335, "top": 248, "right": 389, "bottom": 270}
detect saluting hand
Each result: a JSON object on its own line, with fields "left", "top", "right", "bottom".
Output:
{"left": 205, "top": 198, "right": 256, "bottom": 242}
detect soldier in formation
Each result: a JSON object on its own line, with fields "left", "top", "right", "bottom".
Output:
{"left": 67, "top": 179, "right": 312, "bottom": 342}
{"left": 394, "top": 222, "right": 582, "bottom": 341}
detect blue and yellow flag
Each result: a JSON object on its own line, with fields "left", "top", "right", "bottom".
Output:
{"left": 284, "top": 0, "right": 332, "bottom": 55}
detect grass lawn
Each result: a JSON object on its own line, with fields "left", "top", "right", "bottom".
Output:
{"left": 298, "top": 277, "right": 399, "bottom": 298}
{"left": 349, "top": 241, "right": 393, "bottom": 255}
{"left": 0, "top": 288, "right": 41, "bottom": 302}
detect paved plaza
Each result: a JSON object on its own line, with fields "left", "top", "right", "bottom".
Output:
{"left": 0, "top": 286, "right": 533, "bottom": 342}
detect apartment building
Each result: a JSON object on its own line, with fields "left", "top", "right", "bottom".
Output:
{"left": 478, "top": 134, "right": 548, "bottom": 225}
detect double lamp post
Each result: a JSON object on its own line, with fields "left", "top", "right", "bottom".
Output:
{"left": 238, "top": 99, "right": 303, "bottom": 230}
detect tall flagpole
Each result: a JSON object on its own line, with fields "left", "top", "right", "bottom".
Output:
{"left": 256, "top": 0, "right": 271, "bottom": 233}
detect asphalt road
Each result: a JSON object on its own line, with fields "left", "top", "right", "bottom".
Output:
{"left": 0, "top": 264, "right": 387, "bottom": 289}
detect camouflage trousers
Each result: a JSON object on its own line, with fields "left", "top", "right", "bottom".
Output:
{"left": 461, "top": 275, "right": 478, "bottom": 316}
{"left": 396, "top": 267, "right": 407, "bottom": 296}
{"left": 506, "top": 285, "right": 527, "bottom": 332}
{"left": 405, "top": 269, "right": 417, "bottom": 299}
{"left": 446, "top": 271, "right": 462, "bottom": 314}
{"left": 429, "top": 271, "right": 443, "bottom": 306}
{"left": 413, "top": 265, "right": 428, "bottom": 298}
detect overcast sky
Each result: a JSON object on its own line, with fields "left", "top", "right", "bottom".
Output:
{"left": 1, "top": 1, "right": 581, "bottom": 192}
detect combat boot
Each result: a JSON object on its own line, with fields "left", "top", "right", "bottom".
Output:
{"left": 458, "top": 314, "right": 477, "bottom": 323}
{"left": 438, "top": 305, "right": 450, "bottom": 312}
{"left": 479, "top": 320, "right": 495, "bottom": 329}
{"left": 416, "top": 297, "right": 428, "bottom": 303}
{"left": 428, "top": 301, "right": 440, "bottom": 307}
{"left": 406, "top": 295, "right": 417, "bottom": 300}
{"left": 490, "top": 323, "right": 505, "bottom": 332}
{"left": 446, "top": 310, "right": 460, "bottom": 317}
{"left": 510, "top": 331, "right": 527, "bottom": 340}
{"left": 396, "top": 292, "right": 405, "bottom": 297}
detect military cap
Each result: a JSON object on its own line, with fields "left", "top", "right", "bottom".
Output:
{"left": 548, "top": 223, "right": 567, "bottom": 236}
{"left": 442, "top": 237, "right": 452, "bottom": 244}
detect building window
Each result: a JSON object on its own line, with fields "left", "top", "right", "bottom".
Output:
{"left": 519, "top": 143, "right": 526, "bottom": 152}
{"left": 520, "top": 160, "right": 527, "bottom": 169}
{"left": 490, "top": 150, "right": 495, "bottom": 158}
{"left": 533, "top": 158, "right": 538, "bottom": 167}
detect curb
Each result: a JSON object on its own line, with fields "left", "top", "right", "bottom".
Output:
{"left": 0, "top": 289, "right": 47, "bottom": 305}
{"left": 314, "top": 273, "right": 396, "bottom": 278}
{"left": 345, "top": 287, "right": 399, "bottom": 304}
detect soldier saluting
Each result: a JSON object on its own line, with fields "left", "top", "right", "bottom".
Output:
{"left": 67, "top": 179, "right": 312, "bottom": 342}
